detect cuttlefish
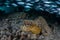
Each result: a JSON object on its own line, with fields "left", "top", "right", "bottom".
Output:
{"left": 20, "top": 16, "right": 52, "bottom": 35}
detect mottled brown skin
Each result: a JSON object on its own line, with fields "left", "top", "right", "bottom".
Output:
{"left": 21, "top": 16, "right": 52, "bottom": 36}
{"left": 37, "top": 16, "right": 52, "bottom": 36}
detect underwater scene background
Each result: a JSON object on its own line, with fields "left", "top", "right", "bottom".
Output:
{"left": 0, "top": 0, "right": 60, "bottom": 40}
